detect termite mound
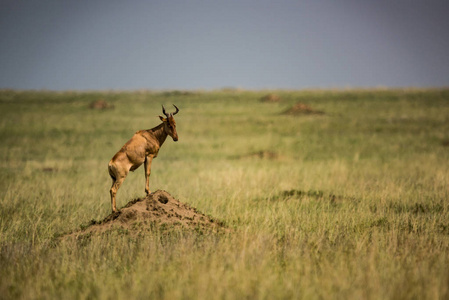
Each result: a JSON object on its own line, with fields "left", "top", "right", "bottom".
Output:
{"left": 89, "top": 99, "right": 114, "bottom": 110}
{"left": 260, "top": 93, "right": 282, "bottom": 103}
{"left": 67, "top": 190, "right": 226, "bottom": 239}
{"left": 283, "top": 102, "right": 324, "bottom": 115}
{"left": 235, "top": 150, "right": 280, "bottom": 160}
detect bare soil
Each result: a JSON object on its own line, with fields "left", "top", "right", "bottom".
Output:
{"left": 67, "top": 190, "right": 226, "bottom": 238}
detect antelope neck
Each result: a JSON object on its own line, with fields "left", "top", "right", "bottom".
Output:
{"left": 149, "top": 123, "right": 168, "bottom": 146}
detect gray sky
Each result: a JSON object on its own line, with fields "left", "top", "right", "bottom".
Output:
{"left": 1, "top": 0, "right": 448, "bottom": 90}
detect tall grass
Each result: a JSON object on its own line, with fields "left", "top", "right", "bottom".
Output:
{"left": 1, "top": 88, "right": 449, "bottom": 299}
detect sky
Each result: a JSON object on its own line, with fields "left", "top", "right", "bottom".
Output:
{"left": 1, "top": 0, "right": 448, "bottom": 90}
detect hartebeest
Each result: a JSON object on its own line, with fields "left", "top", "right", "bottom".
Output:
{"left": 108, "top": 105, "right": 179, "bottom": 212}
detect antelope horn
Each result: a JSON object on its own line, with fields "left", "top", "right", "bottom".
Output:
{"left": 172, "top": 104, "right": 179, "bottom": 115}
{"left": 162, "top": 105, "right": 169, "bottom": 118}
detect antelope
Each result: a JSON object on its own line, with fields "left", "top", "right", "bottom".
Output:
{"left": 108, "top": 105, "right": 179, "bottom": 212}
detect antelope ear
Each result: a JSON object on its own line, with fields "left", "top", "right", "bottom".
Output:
{"left": 159, "top": 116, "right": 167, "bottom": 122}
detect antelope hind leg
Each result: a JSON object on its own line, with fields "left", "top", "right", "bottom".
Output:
{"left": 110, "top": 176, "right": 126, "bottom": 213}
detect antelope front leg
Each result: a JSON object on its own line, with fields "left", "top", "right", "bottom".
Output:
{"left": 144, "top": 155, "right": 153, "bottom": 195}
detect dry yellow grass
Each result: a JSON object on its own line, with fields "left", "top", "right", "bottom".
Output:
{"left": 0, "top": 89, "right": 448, "bottom": 299}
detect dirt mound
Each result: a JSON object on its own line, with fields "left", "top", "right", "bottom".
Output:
{"left": 68, "top": 190, "right": 225, "bottom": 238}
{"left": 283, "top": 102, "right": 324, "bottom": 115}
{"left": 160, "top": 90, "right": 198, "bottom": 97}
{"left": 238, "top": 150, "right": 279, "bottom": 160}
{"left": 260, "top": 94, "right": 281, "bottom": 103}
{"left": 89, "top": 99, "right": 114, "bottom": 110}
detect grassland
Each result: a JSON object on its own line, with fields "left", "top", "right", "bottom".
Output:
{"left": 0, "top": 88, "right": 448, "bottom": 299}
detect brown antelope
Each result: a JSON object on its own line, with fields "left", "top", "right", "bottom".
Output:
{"left": 108, "top": 105, "right": 179, "bottom": 212}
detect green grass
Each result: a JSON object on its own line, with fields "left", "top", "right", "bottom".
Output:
{"left": 1, "top": 88, "right": 449, "bottom": 299}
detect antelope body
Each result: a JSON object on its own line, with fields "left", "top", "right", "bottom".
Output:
{"left": 108, "top": 105, "right": 179, "bottom": 212}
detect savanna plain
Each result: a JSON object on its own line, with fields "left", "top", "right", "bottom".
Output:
{"left": 0, "top": 89, "right": 448, "bottom": 299}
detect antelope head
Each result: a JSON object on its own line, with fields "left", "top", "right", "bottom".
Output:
{"left": 160, "top": 104, "right": 179, "bottom": 141}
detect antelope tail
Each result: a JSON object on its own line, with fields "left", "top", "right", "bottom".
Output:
{"left": 108, "top": 164, "right": 116, "bottom": 181}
